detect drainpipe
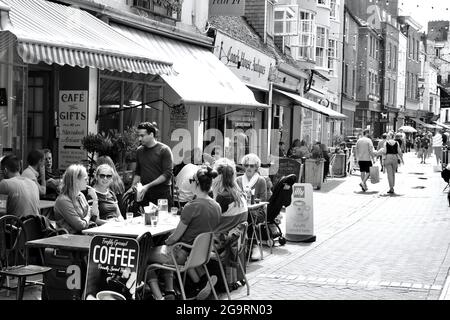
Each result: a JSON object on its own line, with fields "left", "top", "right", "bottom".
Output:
{"left": 340, "top": 8, "right": 347, "bottom": 137}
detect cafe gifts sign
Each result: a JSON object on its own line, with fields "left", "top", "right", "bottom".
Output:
{"left": 209, "top": 0, "right": 245, "bottom": 17}
{"left": 58, "top": 90, "right": 88, "bottom": 170}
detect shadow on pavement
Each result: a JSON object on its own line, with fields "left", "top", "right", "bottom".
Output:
{"left": 353, "top": 191, "right": 380, "bottom": 195}
{"left": 317, "top": 179, "right": 346, "bottom": 193}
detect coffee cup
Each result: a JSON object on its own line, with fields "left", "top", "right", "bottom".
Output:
{"left": 96, "top": 290, "right": 126, "bottom": 300}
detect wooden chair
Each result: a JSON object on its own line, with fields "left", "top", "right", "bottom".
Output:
{"left": 143, "top": 232, "right": 217, "bottom": 300}
{"left": 0, "top": 215, "right": 51, "bottom": 300}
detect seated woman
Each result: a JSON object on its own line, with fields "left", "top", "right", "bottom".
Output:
{"left": 96, "top": 156, "right": 125, "bottom": 216}
{"left": 91, "top": 164, "right": 124, "bottom": 223}
{"left": 212, "top": 158, "right": 248, "bottom": 234}
{"left": 54, "top": 164, "right": 100, "bottom": 234}
{"left": 146, "top": 166, "right": 222, "bottom": 300}
{"left": 236, "top": 154, "right": 267, "bottom": 261}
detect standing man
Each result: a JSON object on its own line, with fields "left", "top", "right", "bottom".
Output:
{"left": 22, "top": 150, "right": 46, "bottom": 196}
{"left": 130, "top": 122, "right": 174, "bottom": 207}
{"left": 0, "top": 155, "right": 40, "bottom": 218}
{"left": 355, "top": 129, "right": 375, "bottom": 192}
{"left": 432, "top": 130, "right": 443, "bottom": 166}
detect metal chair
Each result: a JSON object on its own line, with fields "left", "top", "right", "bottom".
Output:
{"left": 212, "top": 222, "right": 250, "bottom": 300}
{"left": 143, "top": 232, "right": 218, "bottom": 300}
{"left": 247, "top": 203, "right": 271, "bottom": 266}
{"left": 0, "top": 215, "right": 51, "bottom": 300}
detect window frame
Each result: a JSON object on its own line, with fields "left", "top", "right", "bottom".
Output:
{"left": 273, "top": 5, "right": 299, "bottom": 36}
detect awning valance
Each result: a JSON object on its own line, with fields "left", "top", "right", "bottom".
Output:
{"left": 274, "top": 89, "right": 347, "bottom": 120}
{"left": 0, "top": 0, "right": 174, "bottom": 75}
{"left": 112, "top": 23, "right": 268, "bottom": 109}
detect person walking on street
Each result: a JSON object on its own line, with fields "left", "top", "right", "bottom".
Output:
{"left": 128, "top": 122, "right": 174, "bottom": 207}
{"left": 383, "top": 133, "right": 404, "bottom": 194}
{"left": 419, "top": 133, "right": 430, "bottom": 164}
{"left": 377, "top": 133, "right": 387, "bottom": 173}
{"left": 432, "top": 129, "right": 443, "bottom": 166}
{"left": 355, "top": 129, "right": 375, "bottom": 192}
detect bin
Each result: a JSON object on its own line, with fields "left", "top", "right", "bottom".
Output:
{"left": 332, "top": 153, "right": 346, "bottom": 177}
{"left": 304, "top": 159, "right": 325, "bottom": 190}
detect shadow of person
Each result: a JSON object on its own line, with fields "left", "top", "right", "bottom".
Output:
{"left": 353, "top": 191, "right": 380, "bottom": 195}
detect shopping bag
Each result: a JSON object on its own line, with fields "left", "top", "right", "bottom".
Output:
{"left": 369, "top": 166, "right": 380, "bottom": 184}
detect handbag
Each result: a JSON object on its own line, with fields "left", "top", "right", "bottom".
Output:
{"left": 369, "top": 165, "right": 380, "bottom": 184}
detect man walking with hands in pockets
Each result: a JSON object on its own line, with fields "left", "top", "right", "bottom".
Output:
{"left": 355, "top": 129, "right": 375, "bottom": 192}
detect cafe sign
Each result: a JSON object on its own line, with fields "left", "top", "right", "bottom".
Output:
{"left": 214, "top": 31, "right": 276, "bottom": 90}
{"left": 58, "top": 90, "right": 88, "bottom": 170}
{"left": 285, "top": 183, "right": 316, "bottom": 243}
{"left": 209, "top": 0, "right": 245, "bottom": 17}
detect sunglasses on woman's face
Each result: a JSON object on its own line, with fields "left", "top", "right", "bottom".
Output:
{"left": 98, "top": 174, "right": 113, "bottom": 180}
{"left": 244, "top": 164, "right": 256, "bottom": 169}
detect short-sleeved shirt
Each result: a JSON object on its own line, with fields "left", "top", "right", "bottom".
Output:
{"left": 0, "top": 176, "right": 39, "bottom": 218}
{"left": 179, "top": 197, "right": 221, "bottom": 245}
{"left": 96, "top": 190, "right": 120, "bottom": 220}
{"left": 22, "top": 166, "right": 45, "bottom": 195}
{"left": 215, "top": 192, "right": 248, "bottom": 234}
{"left": 420, "top": 137, "right": 430, "bottom": 149}
{"left": 355, "top": 137, "right": 374, "bottom": 161}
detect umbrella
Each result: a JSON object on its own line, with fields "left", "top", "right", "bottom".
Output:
{"left": 398, "top": 126, "right": 417, "bottom": 133}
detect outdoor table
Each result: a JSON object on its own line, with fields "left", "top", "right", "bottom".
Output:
{"left": 26, "top": 234, "right": 92, "bottom": 252}
{"left": 82, "top": 214, "right": 180, "bottom": 239}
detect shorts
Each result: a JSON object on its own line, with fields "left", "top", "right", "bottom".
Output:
{"left": 358, "top": 161, "right": 372, "bottom": 173}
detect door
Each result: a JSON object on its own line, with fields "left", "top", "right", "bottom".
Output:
{"left": 27, "top": 71, "right": 53, "bottom": 157}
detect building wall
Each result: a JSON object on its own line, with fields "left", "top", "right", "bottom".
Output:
{"left": 381, "top": 22, "right": 399, "bottom": 110}
{"left": 428, "top": 21, "right": 449, "bottom": 42}
{"left": 397, "top": 32, "right": 407, "bottom": 110}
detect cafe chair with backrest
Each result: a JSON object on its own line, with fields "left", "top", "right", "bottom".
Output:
{"left": 143, "top": 232, "right": 218, "bottom": 300}
{"left": 0, "top": 215, "right": 52, "bottom": 300}
{"left": 212, "top": 222, "right": 250, "bottom": 300}
{"left": 247, "top": 203, "right": 270, "bottom": 265}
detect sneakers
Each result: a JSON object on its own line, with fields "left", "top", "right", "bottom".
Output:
{"left": 196, "top": 275, "right": 217, "bottom": 300}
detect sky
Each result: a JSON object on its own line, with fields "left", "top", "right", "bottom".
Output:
{"left": 398, "top": 0, "right": 450, "bottom": 32}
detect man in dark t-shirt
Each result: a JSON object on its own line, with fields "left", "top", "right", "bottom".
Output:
{"left": 129, "top": 122, "right": 174, "bottom": 207}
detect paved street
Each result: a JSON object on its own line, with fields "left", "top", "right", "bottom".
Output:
{"left": 2, "top": 151, "right": 449, "bottom": 301}
{"left": 231, "top": 151, "right": 450, "bottom": 300}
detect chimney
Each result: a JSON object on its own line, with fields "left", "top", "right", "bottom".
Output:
{"left": 244, "top": 0, "right": 266, "bottom": 39}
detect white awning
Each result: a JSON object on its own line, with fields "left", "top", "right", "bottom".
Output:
{"left": 0, "top": 0, "right": 173, "bottom": 75}
{"left": 434, "top": 122, "right": 450, "bottom": 130}
{"left": 112, "top": 23, "right": 268, "bottom": 109}
{"left": 274, "top": 89, "right": 347, "bottom": 120}
{"left": 411, "top": 118, "right": 439, "bottom": 129}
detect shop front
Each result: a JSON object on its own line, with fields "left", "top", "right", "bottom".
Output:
{"left": 342, "top": 98, "right": 357, "bottom": 137}
{"left": 112, "top": 24, "right": 268, "bottom": 166}
{"left": 0, "top": 0, "right": 174, "bottom": 169}
{"left": 355, "top": 101, "right": 382, "bottom": 137}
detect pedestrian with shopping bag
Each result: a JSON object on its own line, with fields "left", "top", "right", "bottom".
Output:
{"left": 382, "top": 132, "right": 404, "bottom": 194}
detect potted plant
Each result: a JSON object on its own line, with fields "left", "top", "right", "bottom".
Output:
{"left": 120, "top": 126, "right": 140, "bottom": 171}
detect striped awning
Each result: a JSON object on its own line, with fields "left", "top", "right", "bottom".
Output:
{"left": 0, "top": 0, "right": 174, "bottom": 75}
{"left": 112, "top": 23, "right": 268, "bottom": 109}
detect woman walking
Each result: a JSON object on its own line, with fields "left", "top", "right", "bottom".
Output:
{"left": 383, "top": 133, "right": 404, "bottom": 194}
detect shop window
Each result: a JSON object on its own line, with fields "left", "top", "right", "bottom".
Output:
{"left": 98, "top": 72, "right": 163, "bottom": 134}
{"left": 273, "top": 5, "right": 299, "bottom": 36}
{"left": 315, "top": 26, "right": 328, "bottom": 68}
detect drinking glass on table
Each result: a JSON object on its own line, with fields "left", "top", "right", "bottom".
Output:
{"left": 150, "top": 213, "right": 158, "bottom": 227}
{"left": 126, "top": 212, "right": 134, "bottom": 224}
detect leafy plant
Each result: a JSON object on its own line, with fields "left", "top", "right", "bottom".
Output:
{"left": 121, "top": 126, "right": 140, "bottom": 162}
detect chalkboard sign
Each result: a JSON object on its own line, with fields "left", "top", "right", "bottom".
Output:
{"left": 270, "top": 158, "right": 302, "bottom": 187}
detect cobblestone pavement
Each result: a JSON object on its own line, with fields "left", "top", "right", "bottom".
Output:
{"left": 230, "top": 152, "right": 450, "bottom": 300}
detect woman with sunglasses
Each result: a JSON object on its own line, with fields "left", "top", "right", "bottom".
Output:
{"left": 145, "top": 165, "right": 222, "bottom": 300}
{"left": 92, "top": 164, "right": 124, "bottom": 223}
{"left": 54, "top": 164, "right": 100, "bottom": 234}
{"left": 236, "top": 154, "right": 267, "bottom": 261}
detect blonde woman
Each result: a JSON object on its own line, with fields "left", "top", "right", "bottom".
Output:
{"left": 54, "top": 165, "right": 100, "bottom": 234}
{"left": 212, "top": 158, "right": 248, "bottom": 234}
{"left": 92, "top": 164, "right": 124, "bottom": 223}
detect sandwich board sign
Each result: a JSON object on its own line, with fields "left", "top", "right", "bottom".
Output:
{"left": 84, "top": 235, "right": 139, "bottom": 300}
{"left": 285, "top": 183, "right": 316, "bottom": 243}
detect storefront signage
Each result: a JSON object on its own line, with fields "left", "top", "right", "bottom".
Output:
{"left": 85, "top": 236, "right": 139, "bottom": 300}
{"left": 214, "top": 31, "right": 275, "bottom": 90}
{"left": 209, "top": 0, "right": 245, "bottom": 17}
{"left": 285, "top": 183, "right": 315, "bottom": 242}
{"left": 58, "top": 90, "right": 88, "bottom": 170}
{"left": 269, "top": 158, "right": 301, "bottom": 187}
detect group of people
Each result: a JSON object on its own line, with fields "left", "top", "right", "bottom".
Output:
{"left": 356, "top": 129, "right": 404, "bottom": 194}
{"left": 0, "top": 121, "right": 274, "bottom": 301}
{"left": 413, "top": 129, "right": 448, "bottom": 166}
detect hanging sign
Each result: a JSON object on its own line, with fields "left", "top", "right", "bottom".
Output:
{"left": 58, "top": 90, "right": 88, "bottom": 170}
{"left": 84, "top": 236, "right": 140, "bottom": 300}
{"left": 285, "top": 183, "right": 316, "bottom": 243}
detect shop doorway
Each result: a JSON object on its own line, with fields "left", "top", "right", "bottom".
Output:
{"left": 27, "top": 71, "right": 54, "bottom": 157}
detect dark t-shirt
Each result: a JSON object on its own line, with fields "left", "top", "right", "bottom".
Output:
{"left": 135, "top": 142, "right": 173, "bottom": 189}
{"left": 420, "top": 137, "right": 430, "bottom": 149}
{"left": 179, "top": 197, "right": 221, "bottom": 245}
{"left": 96, "top": 190, "right": 120, "bottom": 220}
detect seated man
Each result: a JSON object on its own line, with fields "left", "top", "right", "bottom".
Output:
{"left": 174, "top": 163, "right": 199, "bottom": 209}
{"left": 0, "top": 155, "right": 40, "bottom": 218}
{"left": 22, "top": 150, "right": 46, "bottom": 197}
{"left": 43, "top": 148, "right": 60, "bottom": 197}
